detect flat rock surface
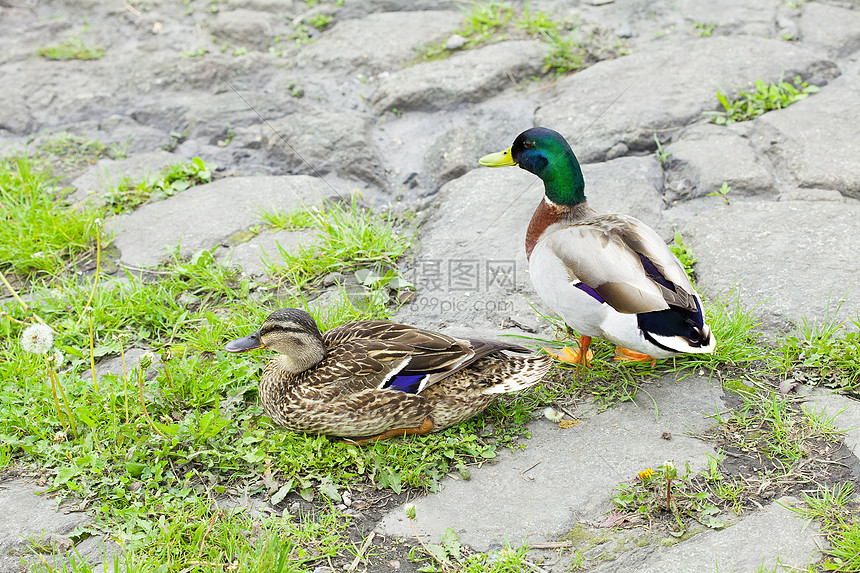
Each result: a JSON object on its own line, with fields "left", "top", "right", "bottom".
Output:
{"left": 681, "top": 200, "right": 860, "bottom": 333}
{"left": 107, "top": 175, "right": 333, "bottom": 268}
{"left": 0, "top": 479, "right": 89, "bottom": 572}
{"left": 535, "top": 36, "right": 834, "bottom": 162}
{"left": 296, "top": 10, "right": 461, "bottom": 73}
{"left": 758, "top": 70, "right": 860, "bottom": 199}
{"left": 371, "top": 40, "right": 548, "bottom": 112}
{"left": 599, "top": 496, "right": 824, "bottom": 573}
{"left": 377, "top": 375, "right": 723, "bottom": 551}
{"left": 665, "top": 123, "right": 775, "bottom": 199}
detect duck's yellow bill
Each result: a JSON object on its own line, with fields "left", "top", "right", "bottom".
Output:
{"left": 479, "top": 147, "right": 516, "bottom": 167}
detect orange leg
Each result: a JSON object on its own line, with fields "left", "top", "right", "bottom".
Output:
{"left": 614, "top": 347, "right": 656, "bottom": 367}
{"left": 546, "top": 336, "right": 593, "bottom": 374}
{"left": 342, "top": 418, "right": 434, "bottom": 446}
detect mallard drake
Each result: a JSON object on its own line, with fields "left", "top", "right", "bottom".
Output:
{"left": 226, "top": 308, "right": 551, "bottom": 443}
{"left": 479, "top": 127, "right": 715, "bottom": 366}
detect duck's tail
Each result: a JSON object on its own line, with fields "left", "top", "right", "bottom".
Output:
{"left": 482, "top": 353, "right": 553, "bottom": 394}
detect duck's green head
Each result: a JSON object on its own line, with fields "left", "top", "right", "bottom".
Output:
{"left": 479, "top": 127, "right": 585, "bottom": 206}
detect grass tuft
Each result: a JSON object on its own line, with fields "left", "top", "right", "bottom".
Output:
{"left": 104, "top": 157, "right": 215, "bottom": 214}
{"left": 0, "top": 156, "right": 102, "bottom": 278}
{"left": 708, "top": 76, "right": 819, "bottom": 125}
{"left": 264, "top": 197, "right": 414, "bottom": 292}
{"left": 38, "top": 35, "right": 105, "bottom": 60}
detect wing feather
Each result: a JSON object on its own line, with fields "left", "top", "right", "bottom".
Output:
{"left": 318, "top": 321, "right": 532, "bottom": 394}
{"left": 545, "top": 214, "right": 698, "bottom": 314}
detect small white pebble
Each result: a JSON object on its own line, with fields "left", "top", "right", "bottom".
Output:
{"left": 446, "top": 34, "right": 466, "bottom": 50}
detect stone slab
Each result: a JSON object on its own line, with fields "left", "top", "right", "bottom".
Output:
{"left": 296, "top": 11, "right": 461, "bottom": 74}
{"left": 68, "top": 150, "right": 178, "bottom": 206}
{"left": 376, "top": 374, "right": 724, "bottom": 552}
{"left": 0, "top": 479, "right": 88, "bottom": 573}
{"left": 665, "top": 123, "right": 775, "bottom": 199}
{"left": 371, "top": 40, "right": 547, "bottom": 112}
{"left": 594, "top": 496, "right": 824, "bottom": 573}
{"left": 799, "top": 2, "right": 860, "bottom": 58}
{"left": 680, "top": 200, "right": 860, "bottom": 335}
{"left": 678, "top": 0, "right": 783, "bottom": 38}
{"left": 106, "top": 175, "right": 333, "bottom": 268}
{"left": 759, "top": 72, "right": 860, "bottom": 199}
{"left": 395, "top": 166, "right": 539, "bottom": 335}
{"left": 261, "top": 110, "right": 385, "bottom": 186}
{"left": 535, "top": 36, "right": 833, "bottom": 162}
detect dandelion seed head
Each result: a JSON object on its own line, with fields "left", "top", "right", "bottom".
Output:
{"left": 543, "top": 407, "right": 564, "bottom": 423}
{"left": 47, "top": 348, "right": 64, "bottom": 368}
{"left": 21, "top": 324, "right": 54, "bottom": 354}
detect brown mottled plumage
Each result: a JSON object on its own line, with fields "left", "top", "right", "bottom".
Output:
{"left": 226, "top": 308, "right": 551, "bottom": 441}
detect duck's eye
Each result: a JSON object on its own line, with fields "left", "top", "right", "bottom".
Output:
{"left": 523, "top": 140, "right": 535, "bottom": 149}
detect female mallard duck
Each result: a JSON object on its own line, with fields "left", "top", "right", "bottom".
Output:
{"left": 479, "top": 127, "right": 715, "bottom": 366}
{"left": 226, "top": 308, "right": 551, "bottom": 443}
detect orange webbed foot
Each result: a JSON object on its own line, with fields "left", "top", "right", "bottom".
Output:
{"left": 546, "top": 336, "right": 593, "bottom": 374}
{"left": 614, "top": 347, "right": 656, "bottom": 367}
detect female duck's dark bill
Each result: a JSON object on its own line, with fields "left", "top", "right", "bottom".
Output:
{"left": 225, "top": 331, "right": 264, "bottom": 353}
{"left": 479, "top": 147, "right": 516, "bottom": 167}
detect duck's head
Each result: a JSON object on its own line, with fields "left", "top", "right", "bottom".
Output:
{"left": 226, "top": 308, "right": 325, "bottom": 373}
{"left": 479, "top": 127, "right": 585, "bottom": 206}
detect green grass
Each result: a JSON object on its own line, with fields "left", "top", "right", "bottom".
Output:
{"left": 612, "top": 386, "right": 848, "bottom": 538}
{"left": 515, "top": 3, "right": 559, "bottom": 35}
{"left": 257, "top": 206, "right": 318, "bottom": 231}
{"left": 653, "top": 133, "right": 672, "bottom": 164}
{"left": 773, "top": 310, "right": 860, "bottom": 396}
{"left": 0, "top": 156, "right": 102, "bottom": 278}
{"left": 104, "top": 157, "right": 215, "bottom": 214}
{"left": 408, "top": 527, "right": 532, "bottom": 572}
{"left": 708, "top": 181, "right": 732, "bottom": 204}
{"left": 37, "top": 131, "right": 128, "bottom": 174}
{"left": 307, "top": 13, "right": 332, "bottom": 30}
{"left": 708, "top": 76, "right": 819, "bottom": 125}
{"left": 458, "top": 1, "right": 513, "bottom": 46}
{"left": 410, "top": 1, "right": 604, "bottom": 76}
{"left": 613, "top": 461, "right": 725, "bottom": 534}
{"left": 669, "top": 231, "right": 696, "bottom": 281}
{"left": 794, "top": 484, "right": 860, "bottom": 573}
{"left": 542, "top": 31, "right": 586, "bottom": 76}
{"left": 38, "top": 36, "right": 105, "bottom": 60}
{"left": 264, "top": 198, "right": 414, "bottom": 292}
{"left": 31, "top": 507, "right": 357, "bottom": 572}
{"left": 693, "top": 22, "right": 716, "bottom": 37}
{"left": 0, "top": 152, "right": 531, "bottom": 570}
{"left": 181, "top": 46, "right": 209, "bottom": 58}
